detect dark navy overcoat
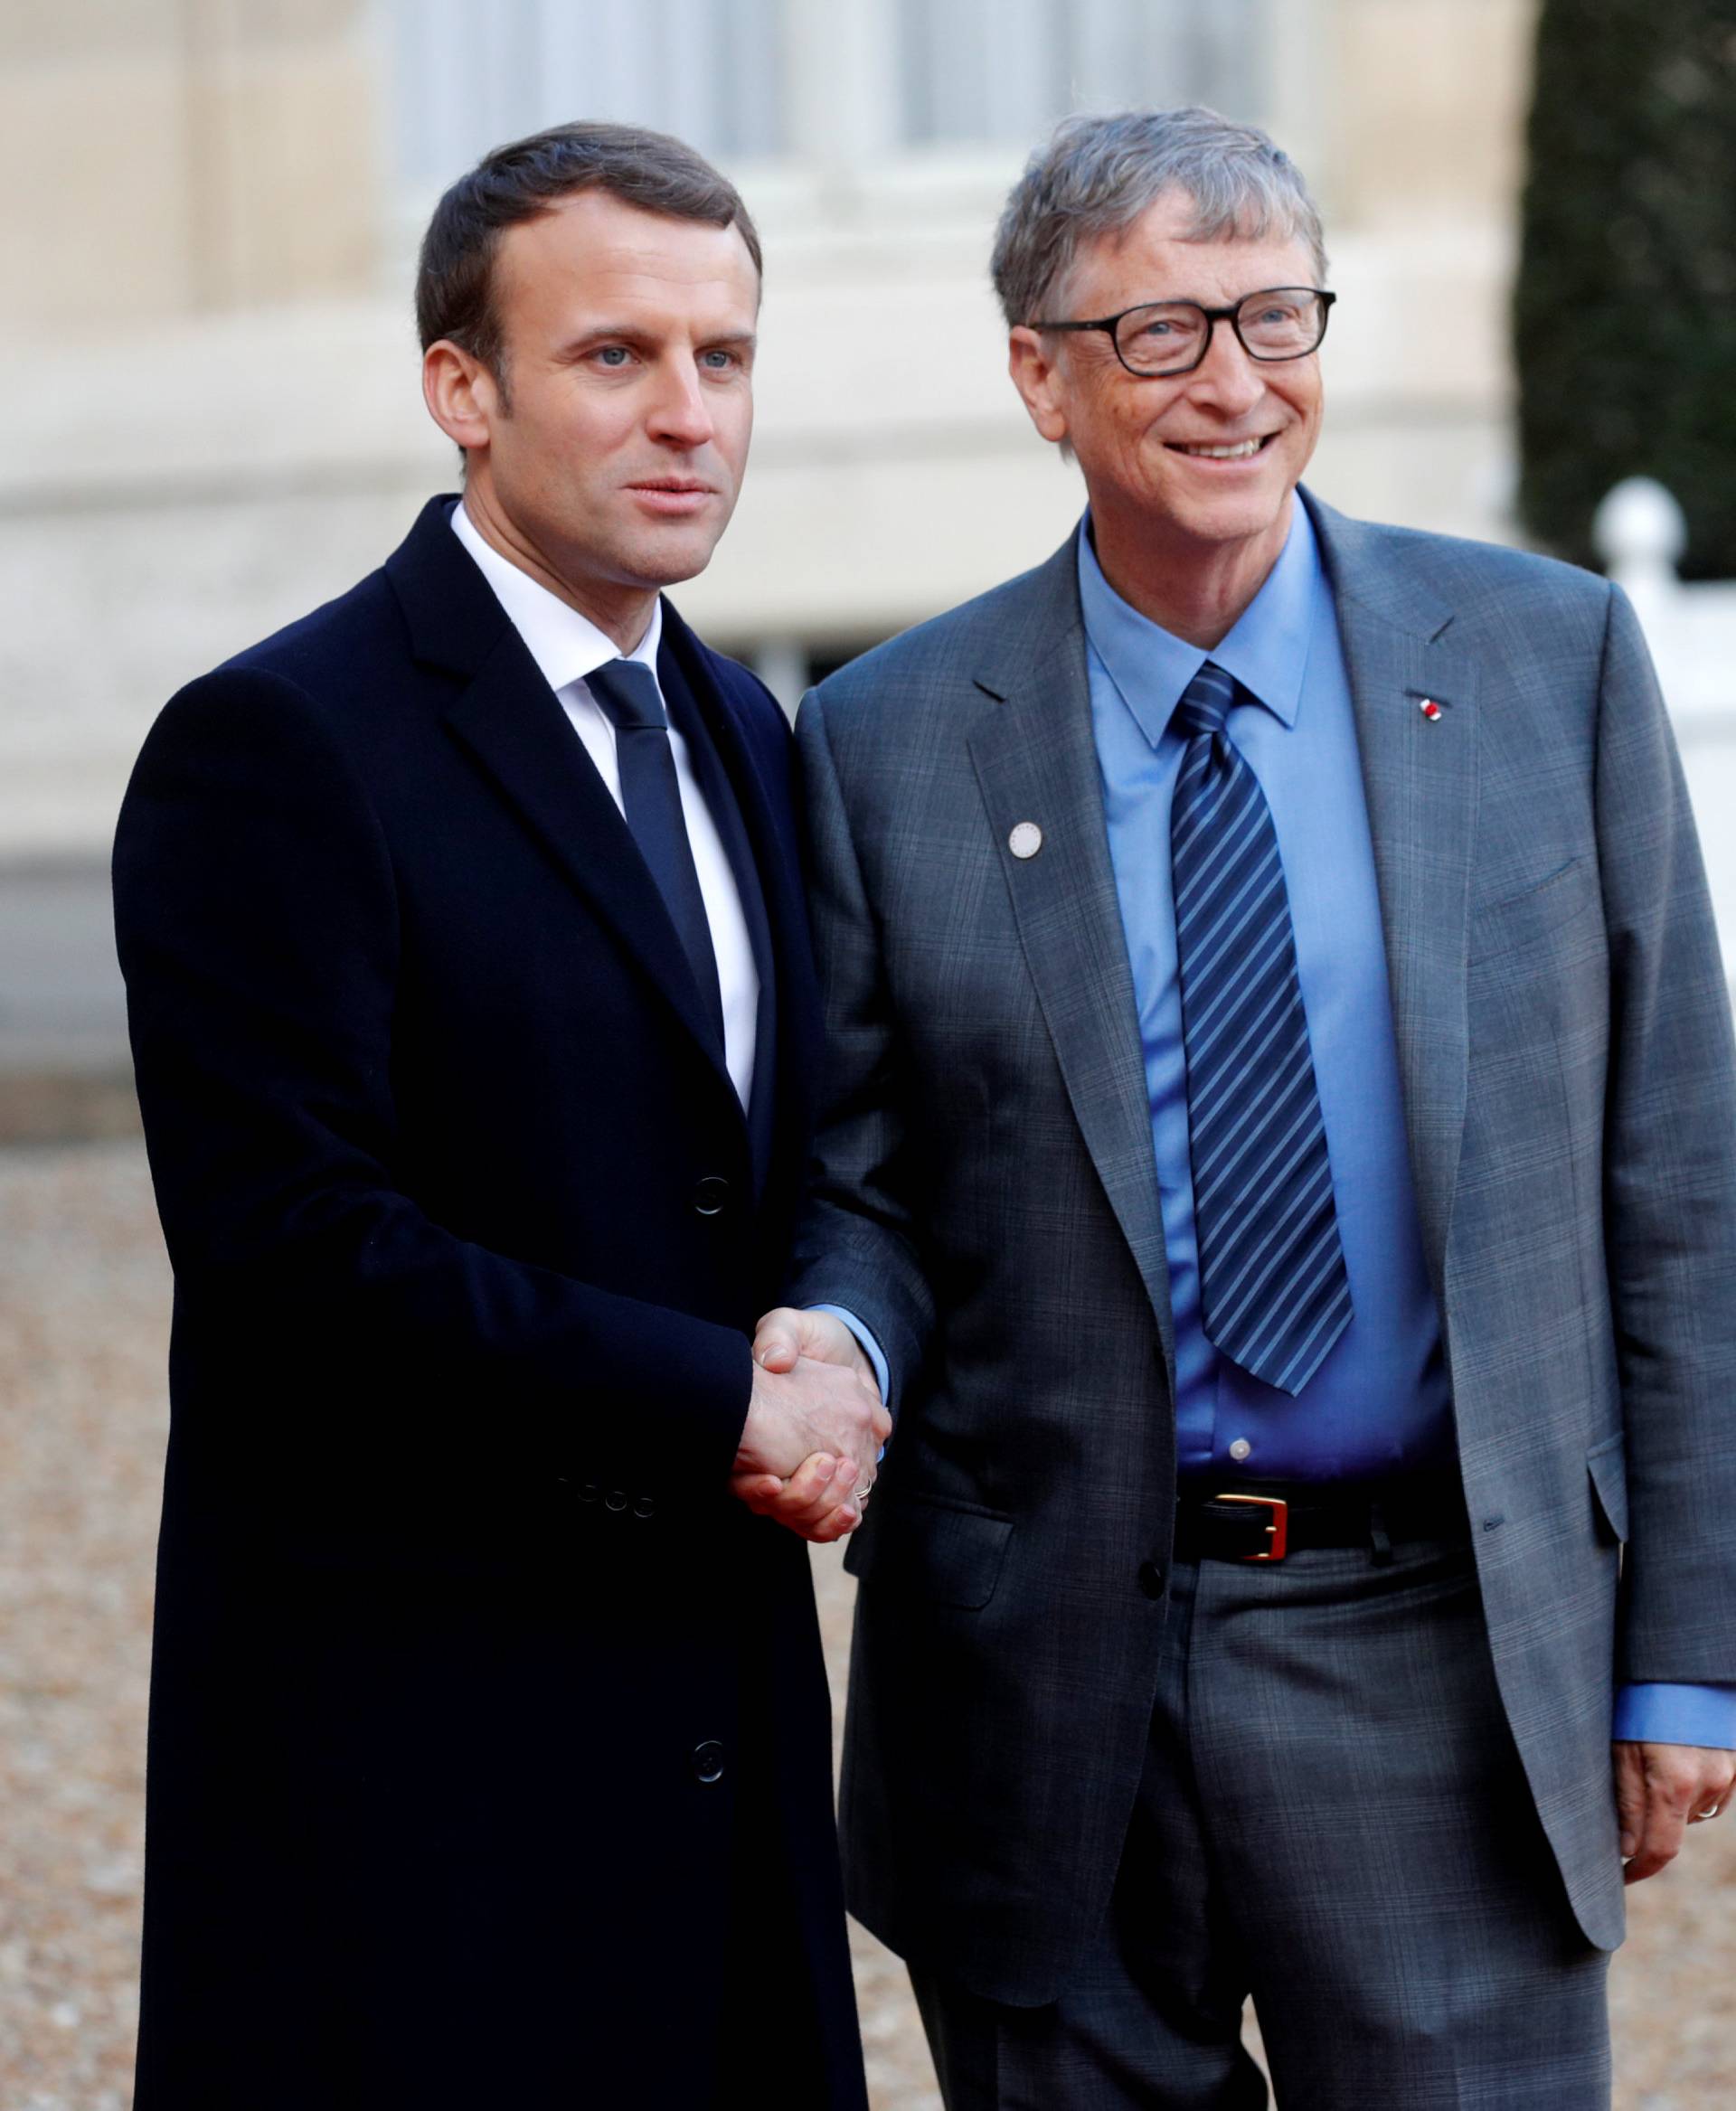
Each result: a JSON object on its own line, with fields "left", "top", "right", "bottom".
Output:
{"left": 115, "top": 496, "right": 863, "bottom": 2108}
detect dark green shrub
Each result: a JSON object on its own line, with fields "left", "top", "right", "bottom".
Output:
{"left": 1515, "top": 2, "right": 1736, "bottom": 578}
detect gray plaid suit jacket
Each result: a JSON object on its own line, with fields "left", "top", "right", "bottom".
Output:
{"left": 786, "top": 490, "right": 1736, "bottom": 2008}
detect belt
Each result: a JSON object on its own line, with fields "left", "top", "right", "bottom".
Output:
{"left": 1174, "top": 1475, "right": 1468, "bottom": 1564}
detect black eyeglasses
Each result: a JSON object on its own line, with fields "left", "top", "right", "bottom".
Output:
{"left": 1025, "top": 287, "right": 1335, "bottom": 378}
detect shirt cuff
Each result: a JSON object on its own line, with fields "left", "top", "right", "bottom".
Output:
{"left": 1612, "top": 1682, "right": 1736, "bottom": 1749}
{"left": 809, "top": 1305, "right": 890, "bottom": 1407}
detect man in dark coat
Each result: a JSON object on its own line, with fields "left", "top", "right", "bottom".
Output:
{"left": 114, "top": 121, "right": 884, "bottom": 2110}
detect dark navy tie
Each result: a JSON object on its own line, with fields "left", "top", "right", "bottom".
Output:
{"left": 587, "top": 657, "right": 724, "bottom": 1041}
{"left": 1170, "top": 659, "right": 1351, "bottom": 1396}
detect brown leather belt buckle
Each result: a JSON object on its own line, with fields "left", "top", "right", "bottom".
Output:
{"left": 1214, "top": 1492, "right": 1289, "bottom": 1560}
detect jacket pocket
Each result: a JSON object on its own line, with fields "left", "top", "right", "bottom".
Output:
{"left": 1587, "top": 1431, "right": 1628, "bottom": 1544}
{"left": 847, "top": 1492, "right": 1014, "bottom": 1608}
{"left": 1469, "top": 856, "right": 1599, "bottom": 966}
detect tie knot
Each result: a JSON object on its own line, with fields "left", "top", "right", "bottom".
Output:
{"left": 588, "top": 657, "right": 667, "bottom": 732}
{"left": 1173, "top": 659, "right": 1238, "bottom": 740}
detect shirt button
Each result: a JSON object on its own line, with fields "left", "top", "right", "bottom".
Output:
{"left": 1229, "top": 1437, "right": 1252, "bottom": 1464}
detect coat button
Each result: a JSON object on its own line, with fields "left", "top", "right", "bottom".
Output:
{"left": 693, "top": 1739, "right": 726, "bottom": 1785}
{"left": 1137, "top": 1560, "right": 1167, "bottom": 1600}
{"left": 633, "top": 1494, "right": 655, "bottom": 1519}
{"left": 693, "top": 1175, "right": 731, "bottom": 1217}
{"left": 605, "top": 1489, "right": 627, "bottom": 1513}
{"left": 578, "top": 1484, "right": 599, "bottom": 1504}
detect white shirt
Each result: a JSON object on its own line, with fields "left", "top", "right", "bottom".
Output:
{"left": 450, "top": 503, "right": 760, "bottom": 1110}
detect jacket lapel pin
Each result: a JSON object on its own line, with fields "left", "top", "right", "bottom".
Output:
{"left": 1419, "top": 697, "right": 1444, "bottom": 722}
{"left": 1008, "top": 821, "right": 1043, "bottom": 860}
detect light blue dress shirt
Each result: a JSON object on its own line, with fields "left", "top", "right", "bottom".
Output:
{"left": 1081, "top": 504, "right": 1450, "bottom": 1485}
{"left": 1077, "top": 502, "right": 1731, "bottom": 1750}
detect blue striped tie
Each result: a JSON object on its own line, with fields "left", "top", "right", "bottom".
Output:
{"left": 587, "top": 657, "right": 724, "bottom": 1041}
{"left": 1171, "top": 660, "right": 1351, "bottom": 1395}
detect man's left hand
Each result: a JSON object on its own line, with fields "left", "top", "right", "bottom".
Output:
{"left": 1614, "top": 1740, "right": 1736, "bottom": 1882}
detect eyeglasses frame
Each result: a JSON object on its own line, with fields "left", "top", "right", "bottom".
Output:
{"left": 1024, "top": 286, "right": 1337, "bottom": 379}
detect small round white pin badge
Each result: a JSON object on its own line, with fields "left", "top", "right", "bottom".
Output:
{"left": 1008, "top": 822, "right": 1043, "bottom": 860}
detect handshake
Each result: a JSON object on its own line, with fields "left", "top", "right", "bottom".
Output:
{"left": 731, "top": 1307, "right": 893, "bottom": 1545}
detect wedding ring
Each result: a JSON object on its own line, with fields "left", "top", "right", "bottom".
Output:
{"left": 1697, "top": 1804, "right": 1722, "bottom": 1820}
{"left": 853, "top": 1482, "right": 874, "bottom": 1503}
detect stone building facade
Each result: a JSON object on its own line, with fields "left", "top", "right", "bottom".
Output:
{"left": 5, "top": 0, "right": 1537, "bottom": 860}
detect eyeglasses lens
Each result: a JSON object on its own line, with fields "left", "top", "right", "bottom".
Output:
{"left": 1114, "top": 292, "right": 1326, "bottom": 374}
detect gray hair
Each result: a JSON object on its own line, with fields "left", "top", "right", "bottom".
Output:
{"left": 991, "top": 107, "right": 1326, "bottom": 327}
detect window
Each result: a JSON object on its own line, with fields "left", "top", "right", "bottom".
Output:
{"left": 387, "top": 0, "right": 1268, "bottom": 187}
{"left": 388, "top": 0, "right": 787, "bottom": 186}
{"left": 895, "top": 0, "right": 1266, "bottom": 151}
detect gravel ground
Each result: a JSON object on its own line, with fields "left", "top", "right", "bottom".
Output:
{"left": 1, "top": 1140, "right": 1731, "bottom": 2106}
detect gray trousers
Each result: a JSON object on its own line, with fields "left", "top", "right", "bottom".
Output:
{"left": 910, "top": 1531, "right": 1611, "bottom": 2108}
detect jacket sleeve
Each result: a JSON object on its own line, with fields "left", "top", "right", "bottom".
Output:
{"left": 113, "top": 666, "right": 751, "bottom": 1490}
{"left": 780, "top": 691, "right": 937, "bottom": 1409}
{"left": 1595, "top": 581, "right": 1736, "bottom": 1683}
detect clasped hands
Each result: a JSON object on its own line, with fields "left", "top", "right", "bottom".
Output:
{"left": 731, "top": 1307, "right": 891, "bottom": 1544}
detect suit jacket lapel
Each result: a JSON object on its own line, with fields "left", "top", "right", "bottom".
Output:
{"left": 386, "top": 497, "right": 740, "bottom": 1105}
{"left": 965, "top": 540, "right": 1177, "bottom": 1371}
{"left": 1307, "top": 493, "right": 1479, "bottom": 1293}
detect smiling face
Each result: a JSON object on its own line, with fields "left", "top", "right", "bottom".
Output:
{"left": 1008, "top": 188, "right": 1325, "bottom": 639}
{"left": 423, "top": 188, "right": 760, "bottom": 644}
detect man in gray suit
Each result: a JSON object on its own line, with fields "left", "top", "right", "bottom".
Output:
{"left": 747, "top": 108, "right": 1736, "bottom": 2105}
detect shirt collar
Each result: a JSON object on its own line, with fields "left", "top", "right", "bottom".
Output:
{"left": 450, "top": 498, "right": 662, "bottom": 693}
{"left": 1076, "top": 498, "right": 1320, "bottom": 749}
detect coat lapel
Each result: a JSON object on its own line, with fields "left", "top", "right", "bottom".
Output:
{"left": 965, "top": 540, "right": 1177, "bottom": 1370}
{"left": 660, "top": 603, "right": 825, "bottom": 1234}
{"left": 386, "top": 497, "right": 740, "bottom": 1107}
{"left": 1307, "top": 494, "right": 1479, "bottom": 1293}
{"left": 658, "top": 607, "right": 789, "bottom": 1193}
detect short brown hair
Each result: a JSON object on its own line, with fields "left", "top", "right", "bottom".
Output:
{"left": 416, "top": 120, "right": 763, "bottom": 401}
